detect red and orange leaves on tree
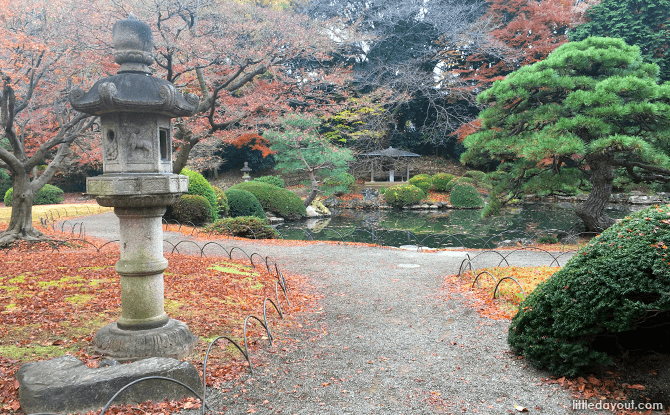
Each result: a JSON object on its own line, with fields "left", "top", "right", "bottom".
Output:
{"left": 453, "top": 0, "right": 585, "bottom": 87}
{"left": 443, "top": 0, "right": 593, "bottom": 141}
{"left": 119, "top": 0, "right": 356, "bottom": 172}
{"left": 228, "top": 133, "right": 273, "bottom": 158}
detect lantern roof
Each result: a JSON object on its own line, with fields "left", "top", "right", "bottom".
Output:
{"left": 70, "top": 15, "right": 198, "bottom": 117}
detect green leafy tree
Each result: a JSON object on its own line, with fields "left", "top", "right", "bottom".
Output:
{"left": 461, "top": 37, "right": 670, "bottom": 232}
{"left": 570, "top": 0, "right": 670, "bottom": 82}
{"left": 265, "top": 115, "right": 354, "bottom": 207}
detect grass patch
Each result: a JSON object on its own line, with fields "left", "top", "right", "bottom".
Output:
{"left": 0, "top": 202, "right": 111, "bottom": 225}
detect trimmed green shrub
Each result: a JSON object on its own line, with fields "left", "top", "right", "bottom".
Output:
{"left": 321, "top": 171, "right": 356, "bottom": 195}
{"left": 0, "top": 171, "right": 11, "bottom": 200}
{"left": 432, "top": 173, "right": 455, "bottom": 192}
{"left": 464, "top": 170, "right": 487, "bottom": 185}
{"left": 208, "top": 216, "right": 278, "bottom": 239}
{"left": 212, "top": 186, "right": 230, "bottom": 218}
{"left": 4, "top": 184, "right": 64, "bottom": 206}
{"left": 180, "top": 168, "right": 218, "bottom": 220}
{"left": 445, "top": 176, "right": 474, "bottom": 193}
{"left": 449, "top": 183, "right": 484, "bottom": 208}
{"left": 253, "top": 175, "right": 285, "bottom": 188}
{"left": 172, "top": 194, "right": 212, "bottom": 225}
{"left": 224, "top": 189, "right": 266, "bottom": 219}
{"left": 382, "top": 184, "right": 425, "bottom": 208}
{"left": 509, "top": 205, "right": 670, "bottom": 376}
{"left": 408, "top": 174, "right": 432, "bottom": 194}
{"left": 231, "top": 181, "right": 306, "bottom": 220}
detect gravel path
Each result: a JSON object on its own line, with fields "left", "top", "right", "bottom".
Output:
{"left": 76, "top": 213, "right": 584, "bottom": 414}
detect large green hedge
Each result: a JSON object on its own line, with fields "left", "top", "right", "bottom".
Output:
{"left": 509, "top": 205, "right": 670, "bottom": 376}
{"left": 4, "top": 184, "right": 64, "bottom": 206}
{"left": 231, "top": 181, "right": 306, "bottom": 220}
{"left": 224, "top": 189, "right": 266, "bottom": 219}
{"left": 181, "top": 168, "right": 218, "bottom": 220}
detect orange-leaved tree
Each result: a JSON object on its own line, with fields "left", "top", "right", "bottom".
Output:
{"left": 445, "top": 0, "right": 591, "bottom": 144}
{"left": 0, "top": 0, "right": 100, "bottom": 243}
{"left": 114, "top": 0, "right": 357, "bottom": 174}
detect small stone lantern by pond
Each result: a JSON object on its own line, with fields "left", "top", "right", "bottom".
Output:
{"left": 70, "top": 16, "right": 199, "bottom": 361}
{"left": 240, "top": 161, "right": 252, "bottom": 182}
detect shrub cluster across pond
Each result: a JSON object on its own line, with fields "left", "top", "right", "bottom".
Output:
{"left": 431, "top": 173, "right": 454, "bottom": 192}
{"left": 231, "top": 181, "right": 306, "bottom": 220}
{"left": 509, "top": 204, "right": 670, "bottom": 376}
{"left": 4, "top": 184, "right": 64, "bottom": 206}
{"left": 224, "top": 189, "right": 266, "bottom": 219}
{"left": 381, "top": 184, "right": 425, "bottom": 208}
{"left": 208, "top": 216, "right": 277, "bottom": 239}
{"left": 409, "top": 174, "right": 432, "bottom": 194}
{"left": 449, "top": 182, "right": 484, "bottom": 208}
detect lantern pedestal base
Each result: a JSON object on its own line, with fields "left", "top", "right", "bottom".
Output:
{"left": 92, "top": 319, "right": 197, "bottom": 362}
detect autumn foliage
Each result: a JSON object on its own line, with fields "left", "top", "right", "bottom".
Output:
{"left": 0, "top": 226, "right": 314, "bottom": 414}
{"left": 450, "top": 0, "right": 584, "bottom": 86}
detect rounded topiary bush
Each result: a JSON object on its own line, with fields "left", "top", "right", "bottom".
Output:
{"left": 408, "top": 174, "right": 432, "bottom": 194}
{"left": 382, "top": 184, "right": 425, "bottom": 208}
{"left": 180, "top": 168, "right": 218, "bottom": 220}
{"left": 449, "top": 183, "right": 484, "bottom": 208}
{"left": 509, "top": 204, "right": 670, "bottom": 376}
{"left": 172, "top": 194, "right": 212, "bottom": 225}
{"left": 224, "top": 189, "right": 266, "bottom": 219}
{"left": 445, "top": 176, "right": 473, "bottom": 193}
{"left": 212, "top": 186, "right": 230, "bottom": 218}
{"left": 253, "top": 175, "right": 285, "bottom": 188}
{"left": 432, "top": 173, "right": 455, "bottom": 192}
{"left": 231, "top": 181, "right": 306, "bottom": 220}
{"left": 4, "top": 184, "right": 64, "bottom": 206}
{"left": 208, "top": 216, "right": 278, "bottom": 239}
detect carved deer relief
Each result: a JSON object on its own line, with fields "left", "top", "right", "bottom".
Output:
{"left": 129, "top": 131, "right": 153, "bottom": 157}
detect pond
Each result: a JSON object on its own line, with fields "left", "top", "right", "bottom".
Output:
{"left": 274, "top": 203, "right": 633, "bottom": 249}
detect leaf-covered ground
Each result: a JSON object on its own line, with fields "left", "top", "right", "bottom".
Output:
{"left": 0, "top": 228, "right": 315, "bottom": 414}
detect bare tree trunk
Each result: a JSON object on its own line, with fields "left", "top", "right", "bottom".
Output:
{"left": 172, "top": 141, "right": 196, "bottom": 174}
{"left": 304, "top": 170, "right": 319, "bottom": 207}
{"left": 0, "top": 172, "right": 43, "bottom": 245}
{"left": 574, "top": 153, "right": 616, "bottom": 232}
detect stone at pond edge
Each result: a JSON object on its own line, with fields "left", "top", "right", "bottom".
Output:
{"left": 16, "top": 355, "right": 201, "bottom": 414}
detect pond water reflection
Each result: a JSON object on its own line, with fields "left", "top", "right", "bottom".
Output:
{"left": 274, "top": 203, "right": 633, "bottom": 249}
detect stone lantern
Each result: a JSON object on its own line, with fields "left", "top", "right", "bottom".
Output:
{"left": 240, "top": 161, "right": 252, "bottom": 182}
{"left": 70, "top": 16, "right": 199, "bottom": 361}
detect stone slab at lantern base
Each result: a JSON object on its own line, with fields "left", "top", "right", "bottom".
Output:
{"left": 94, "top": 319, "right": 198, "bottom": 362}
{"left": 16, "top": 354, "right": 201, "bottom": 415}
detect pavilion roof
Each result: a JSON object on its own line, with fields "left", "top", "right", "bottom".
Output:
{"left": 359, "top": 146, "right": 420, "bottom": 158}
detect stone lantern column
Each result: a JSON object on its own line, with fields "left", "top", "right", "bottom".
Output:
{"left": 70, "top": 16, "right": 199, "bottom": 361}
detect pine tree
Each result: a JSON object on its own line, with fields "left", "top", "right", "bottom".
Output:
{"left": 570, "top": 0, "right": 670, "bottom": 82}
{"left": 461, "top": 37, "right": 670, "bottom": 231}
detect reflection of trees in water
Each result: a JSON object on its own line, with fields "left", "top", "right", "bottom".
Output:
{"left": 275, "top": 204, "right": 631, "bottom": 247}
